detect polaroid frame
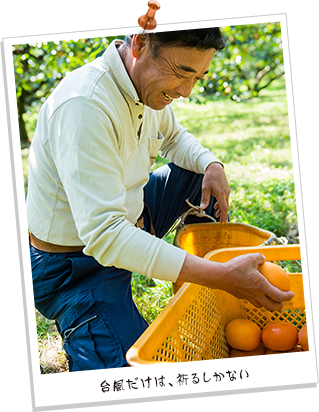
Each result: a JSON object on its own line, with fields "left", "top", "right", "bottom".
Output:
{"left": 2, "top": 13, "right": 317, "bottom": 410}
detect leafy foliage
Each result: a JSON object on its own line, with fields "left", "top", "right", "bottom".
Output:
{"left": 191, "top": 22, "right": 284, "bottom": 103}
{"left": 13, "top": 36, "right": 124, "bottom": 142}
{"left": 13, "top": 22, "right": 284, "bottom": 142}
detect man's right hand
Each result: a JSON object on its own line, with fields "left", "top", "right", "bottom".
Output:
{"left": 177, "top": 252, "right": 295, "bottom": 311}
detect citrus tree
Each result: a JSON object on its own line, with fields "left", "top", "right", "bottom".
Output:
{"left": 191, "top": 22, "right": 284, "bottom": 102}
{"left": 13, "top": 37, "right": 123, "bottom": 143}
{"left": 13, "top": 22, "right": 284, "bottom": 143}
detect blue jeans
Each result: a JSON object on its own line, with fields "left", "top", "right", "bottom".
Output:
{"left": 31, "top": 164, "right": 218, "bottom": 371}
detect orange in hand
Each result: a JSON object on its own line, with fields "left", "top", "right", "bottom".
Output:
{"left": 258, "top": 261, "right": 291, "bottom": 291}
{"left": 262, "top": 321, "right": 298, "bottom": 351}
{"left": 225, "top": 318, "right": 262, "bottom": 351}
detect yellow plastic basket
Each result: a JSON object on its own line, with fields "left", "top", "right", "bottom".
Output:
{"left": 173, "top": 222, "right": 275, "bottom": 257}
{"left": 126, "top": 224, "right": 305, "bottom": 366}
{"left": 172, "top": 222, "right": 275, "bottom": 293}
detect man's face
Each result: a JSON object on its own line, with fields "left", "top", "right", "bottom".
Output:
{"left": 131, "top": 37, "right": 216, "bottom": 110}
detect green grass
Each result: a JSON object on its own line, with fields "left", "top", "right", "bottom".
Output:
{"left": 169, "top": 78, "right": 297, "bottom": 238}
{"left": 35, "top": 310, "right": 68, "bottom": 373}
{"left": 131, "top": 275, "right": 173, "bottom": 325}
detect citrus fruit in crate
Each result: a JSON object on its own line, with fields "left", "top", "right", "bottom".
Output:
{"left": 258, "top": 262, "right": 290, "bottom": 291}
{"left": 262, "top": 321, "right": 298, "bottom": 351}
{"left": 230, "top": 345, "right": 265, "bottom": 358}
{"left": 225, "top": 318, "right": 262, "bottom": 351}
{"left": 298, "top": 323, "right": 309, "bottom": 351}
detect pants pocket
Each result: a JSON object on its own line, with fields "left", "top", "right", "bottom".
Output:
{"left": 58, "top": 291, "right": 127, "bottom": 371}
{"left": 62, "top": 316, "right": 105, "bottom": 371}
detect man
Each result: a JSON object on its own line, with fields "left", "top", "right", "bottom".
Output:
{"left": 28, "top": 28, "right": 294, "bottom": 371}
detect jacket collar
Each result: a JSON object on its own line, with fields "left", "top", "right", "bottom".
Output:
{"left": 103, "top": 40, "right": 142, "bottom": 105}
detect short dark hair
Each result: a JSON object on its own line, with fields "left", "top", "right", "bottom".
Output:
{"left": 125, "top": 28, "right": 226, "bottom": 56}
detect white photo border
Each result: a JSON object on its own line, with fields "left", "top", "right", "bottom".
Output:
{"left": 2, "top": 13, "right": 318, "bottom": 410}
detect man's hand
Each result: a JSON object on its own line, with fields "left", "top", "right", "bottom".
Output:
{"left": 219, "top": 253, "right": 295, "bottom": 311}
{"left": 200, "top": 162, "right": 230, "bottom": 224}
{"left": 178, "top": 252, "right": 295, "bottom": 311}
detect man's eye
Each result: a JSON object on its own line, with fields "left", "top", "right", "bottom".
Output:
{"left": 176, "top": 73, "right": 188, "bottom": 79}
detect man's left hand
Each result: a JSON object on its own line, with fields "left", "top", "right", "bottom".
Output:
{"left": 200, "top": 162, "right": 230, "bottom": 224}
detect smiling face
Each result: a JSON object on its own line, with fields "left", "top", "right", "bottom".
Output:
{"left": 125, "top": 35, "right": 216, "bottom": 110}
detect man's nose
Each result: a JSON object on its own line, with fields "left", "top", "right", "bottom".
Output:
{"left": 175, "top": 78, "right": 196, "bottom": 98}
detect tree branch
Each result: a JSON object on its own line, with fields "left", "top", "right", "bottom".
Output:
{"left": 256, "top": 71, "right": 285, "bottom": 93}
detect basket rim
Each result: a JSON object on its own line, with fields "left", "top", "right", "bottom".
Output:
{"left": 174, "top": 221, "right": 275, "bottom": 248}
{"left": 176, "top": 221, "right": 274, "bottom": 234}
{"left": 204, "top": 244, "right": 301, "bottom": 262}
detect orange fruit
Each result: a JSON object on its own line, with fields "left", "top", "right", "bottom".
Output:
{"left": 230, "top": 345, "right": 265, "bottom": 358}
{"left": 225, "top": 318, "right": 262, "bottom": 351}
{"left": 258, "top": 262, "right": 290, "bottom": 291}
{"left": 298, "top": 323, "right": 309, "bottom": 351}
{"left": 262, "top": 321, "right": 298, "bottom": 351}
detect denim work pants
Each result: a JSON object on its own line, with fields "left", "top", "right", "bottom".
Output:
{"left": 31, "top": 164, "right": 218, "bottom": 371}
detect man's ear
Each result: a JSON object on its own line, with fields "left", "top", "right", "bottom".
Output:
{"left": 131, "top": 34, "right": 147, "bottom": 59}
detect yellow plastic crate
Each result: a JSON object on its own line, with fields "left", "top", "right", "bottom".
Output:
{"left": 172, "top": 222, "right": 275, "bottom": 292}
{"left": 126, "top": 224, "right": 305, "bottom": 366}
{"left": 173, "top": 222, "right": 275, "bottom": 257}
